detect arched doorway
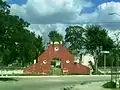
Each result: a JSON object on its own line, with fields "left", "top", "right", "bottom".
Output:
{"left": 50, "top": 58, "right": 62, "bottom": 75}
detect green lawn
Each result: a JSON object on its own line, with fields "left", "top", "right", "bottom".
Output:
{"left": 0, "top": 77, "right": 119, "bottom": 90}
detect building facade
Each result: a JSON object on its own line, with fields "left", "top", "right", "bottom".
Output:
{"left": 24, "top": 42, "right": 90, "bottom": 74}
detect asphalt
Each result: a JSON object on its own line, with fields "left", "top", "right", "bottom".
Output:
{"left": 0, "top": 75, "right": 111, "bottom": 90}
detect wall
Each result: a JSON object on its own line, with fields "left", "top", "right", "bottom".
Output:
{"left": 24, "top": 42, "right": 90, "bottom": 74}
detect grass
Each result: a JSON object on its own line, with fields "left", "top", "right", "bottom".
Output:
{"left": 0, "top": 77, "right": 18, "bottom": 81}
{"left": 102, "top": 81, "right": 116, "bottom": 88}
{"left": 0, "top": 76, "right": 118, "bottom": 90}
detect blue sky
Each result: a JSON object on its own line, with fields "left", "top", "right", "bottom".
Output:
{"left": 8, "top": 0, "right": 27, "bottom": 5}
{"left": 8, "top": 0, "right": 119, "bottom": 5}
{"left": 9, "top": 0, "right": 120, "bottom": 39}
{"left": 82, "top": 0, "right": 120, "bottom": 13}
{"left": 8, "top": 0, "right": 120, "bottom": 13}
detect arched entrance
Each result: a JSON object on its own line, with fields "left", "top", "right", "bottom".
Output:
{"left": 24, "top": 41, "right": 90, "bottom": 74}
{"left": 50, "top": 58, "right": 62, "bottom": 75}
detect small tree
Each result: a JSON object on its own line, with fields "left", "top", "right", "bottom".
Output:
{"left": 48, "top": 31, "right": 63, "bottom": 42}
{"left": 85, "top": 25, "right": 114, "bottom": 74}
{"left": 65, "top": 26, "right": 85, "bottom": 55}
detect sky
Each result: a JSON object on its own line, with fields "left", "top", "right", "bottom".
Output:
{"left": 6, "top": 0, "right": 120, "bottom": 41}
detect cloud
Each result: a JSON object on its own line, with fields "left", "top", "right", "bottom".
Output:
{"left": 10, "top": 0, "right": 93, "bottom": 24}
{"left": 9, "top": 0, "right": 93, "bottom": 42}
{"left": 9, "top": 1, "right": 120, "bottom": 42}
{"left": 96, "top": 2, "right": 120, "bottom": 30}
{"left": 28, "top": 23, "right": 88, "bottom": 44}
{"left": 2, "top": 0, "right": 8, "bottom": 2}
{"left": 10, "top": 1, "right": 120, "bottom": 26}
{"left": 78, "top": 2, "right": 120, "bottom": 30}
{"left": 28, "top": 24, "right": 68, "bottom": 42}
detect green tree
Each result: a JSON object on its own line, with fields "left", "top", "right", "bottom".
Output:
{"left": 85, "top": 25, "right": 114, "bottom": 53}
{"left": 0, "top": 0, "right": 44, "bottom": 66}
{"left": 65, "top": 26, "right": 85, "bottom": 55}
{"left": 85, "top": 25, "right": 114, "bottom": 73}
{"left": 48, "top": 30, "right": 63, "bottom": 42}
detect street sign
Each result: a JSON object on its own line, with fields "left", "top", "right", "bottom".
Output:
{"left": 101, "top": 51, "right": 109, "bottom": 54}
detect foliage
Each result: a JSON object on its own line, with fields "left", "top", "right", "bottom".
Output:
{"left": 0, "top": 0, "right": 44, "bottom": 66}
{"left": 102, "top": 81, "right": 116, "bottom": 88}
{"left": 64, "top": 25, "right": 115, "bottom": 67}
{"left": 65, "top": 26, "right": 85, "bottom": 55}
{"left": 0, "top": 78, "right": 18, "bottom": 81}
{"left": 65, "top": 25, "right": 114, "bottom": 55}
{"left": 85, "top": 25, "right": 114, "bottom": 53}
{"left": 48, "top": 30, "right": 63, "bottom": 42}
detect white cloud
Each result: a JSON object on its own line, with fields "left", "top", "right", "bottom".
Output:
{"left": 28, "top": 24, "right": 67, "bottom": 41}
{"left": 28, "top": 23, "right": 87, "bottom": 44}
{"left": 97, "top": 2, "right": 120, "bottom": 22}
{"left": 2, "top": 0, "right": 8, "bottom": 2}
{"left": 96, "top": 2, "right": 120, "bottom": 30}
{"left": 108, "top": 30, "right": 120, "bottom": 42}
{"left": 10, "top": 4, "right": 26, "bottom": 17}
{"left": 10, "top": 0, "right": 93, "bottom": 24}
{"left": 78, "top": 2, "right": 120, "bottom": 29}
{"left": 10, "top": 1, "right": 120, "bottom": 41}
{"left": 10, "top": 1, "right": 120, "bottom": 24}
{"left": 9, "top": 0, "right": 93, "bottom": 41}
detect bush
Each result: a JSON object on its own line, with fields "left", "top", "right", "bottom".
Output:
{"left": 0, "top": 78, "right": 18, "bottom": 81}
{"left": 102, "top": 81, "right": 116, "bottom": 88}
{"left": 63, "top": 86, "right": 73, "bottom": 90}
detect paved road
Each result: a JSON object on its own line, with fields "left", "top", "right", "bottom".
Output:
{"left": 0, "top": 75, "right": 111, "bottom": 90}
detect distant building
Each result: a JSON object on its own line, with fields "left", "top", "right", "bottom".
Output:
{"left": 74, "top": 53, "right": 95, "bottom": 74}
{"left": 81, "top": 53, "right": 95, "bottom": 67}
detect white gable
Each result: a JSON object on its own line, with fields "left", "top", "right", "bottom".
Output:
{"left": 81, "top": 53, "right": 95, "bottom": 67}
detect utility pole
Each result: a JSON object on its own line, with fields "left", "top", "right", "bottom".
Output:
{"left": 104, "top": 54, "right": 106, "bottom": 75}
{"left": 114, "top": 32, "right": 120, "bottom": 88}
{"left": 95, "top": 46, "right": 102, "bottom": 74}
{"left": 101, "top": 51, "right": 109, "bottom": 75}
{"left": 111, "top": 56, "right": 113, "bottom": 81}
{"left": 94, "top": 50, "right": 98, "bottom": 74}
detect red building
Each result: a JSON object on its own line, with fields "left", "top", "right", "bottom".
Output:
{"left": 24, "top": 41, "right": 90, "bottom": 74}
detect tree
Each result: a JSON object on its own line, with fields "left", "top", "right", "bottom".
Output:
{"left": 85, "top": 25, "right": 114, "bottom": 53}
{"left": 85, "top": 25, "right": 114, "bottom": 73}
{"left": 0, "top": 0, "right": 44, "bottom": 66}
{"left": 65, "top": 26, "right": 85, "bottom": 55}
{"left": 48, "top": 31, "right": 63, "bottom": 42}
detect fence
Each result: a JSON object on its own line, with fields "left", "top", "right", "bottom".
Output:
{"left": 0, "top": 67, "right": 24, "bottom": 75}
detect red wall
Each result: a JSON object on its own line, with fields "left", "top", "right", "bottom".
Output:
{"left": 24, "top": 43, "right": 90, "bottom": 74}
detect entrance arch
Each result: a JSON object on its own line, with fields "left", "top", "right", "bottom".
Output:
{"left": 50, "top": 58, "right": 62, "bottom": 75}
{"left": 24, "top": 41, "right": 90, "bottom": 74}
{"left": 51, "top": 58, "right": 61, "bottom": 68}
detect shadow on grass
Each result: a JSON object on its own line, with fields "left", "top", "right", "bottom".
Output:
{"left": 0, "top": 78, "right": 18, "bottom": 81}
{"left": 102, "top": 81, "right": 116, "bottom": 88}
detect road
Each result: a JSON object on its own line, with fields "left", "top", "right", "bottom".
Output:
{"left": 0, "top": 75, "right": 111, "bottom": 90}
